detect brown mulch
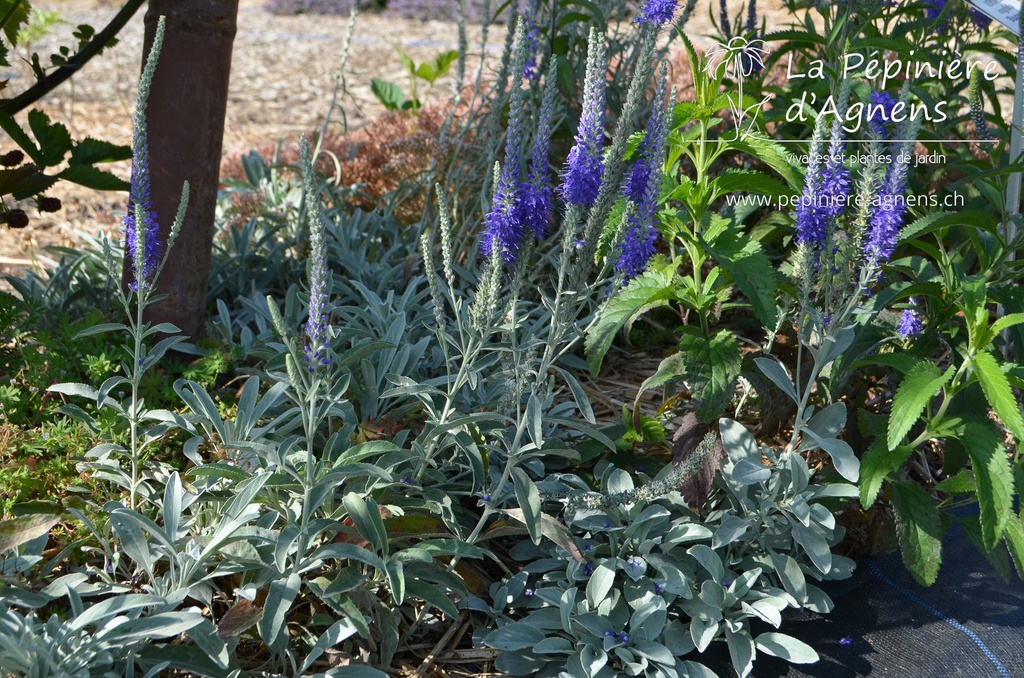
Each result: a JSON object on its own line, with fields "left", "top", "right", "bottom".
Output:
{"left": 0, "top": 0, "right": 501, "bottom": 279}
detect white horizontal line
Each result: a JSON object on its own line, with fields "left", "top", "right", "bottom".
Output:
{"left": 767, "top": 139, "right": 1000, "bottom": 144}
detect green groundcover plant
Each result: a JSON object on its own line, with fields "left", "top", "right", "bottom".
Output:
{"left": 0, "top": 0, "right": 1021, "bottom": 676}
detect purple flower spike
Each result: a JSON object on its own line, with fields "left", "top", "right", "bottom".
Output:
{"left": 616, "top": 73, "right": 670, "bottom": 281}
{"left": 123, "top": 24, "right": 166, "bottom": 293}
{"left": 863, "top": 145, "right": 911, "bottom": 268}
{"left": 481, "top": 189, "right": 527, "bottom": 263}
{"left": 795, "top": 120, "right": 850, "bottom": 253}
{"left": 867, "top": 91, "right": 896, "bottom": 138}
{"left": 300, "top": 137, "right": 332, "bottom": 372}
{"left": 719, "top": 0, "right": 731, "bottom": 37}
{"left": 515, "top": 181, "right": 553, "bottom": 239}
{"left": 481, "top": 18, "right": 533, "bottom": 263}
{"left": 969, "top": 8, "right": 992, "bottom": 31}
{"left": 617, "top": 220, "right": 659, "bottom": 280}
{"left": 563, "top": 29, "right": 606, "bottom": 208}
{"left": 522, "top": 0, "right": 542, "bottom": 79}
{"left": 740, "top": 0, "right": 762, "bottom": 73}
{"left": 897, "top": 308, "right": 923, "bottom": 338}
{"left": 636, "top": 0, "right": 677, "bottom": 25}
{"left": 516, "top": 65, "right": 558, "bottom": 239}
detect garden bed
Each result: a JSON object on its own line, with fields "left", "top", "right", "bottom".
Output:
{"left": 1, "top": 0, "right": 1023, "bottom": 676}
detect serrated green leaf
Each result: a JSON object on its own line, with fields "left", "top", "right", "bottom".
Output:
{"left": 972, "top": 350, "right": 1024, "bottom": 442}
{"left": 887, "top": 361, "right": 952, "bottom": 450}
{"left": 3, "top": 166, "right": 57, "bottom": 198}
{"left": 396, "top": 48, "right": 415, "bottom": 76}
{"left": 710, "top": 168, "right": 794, "bottom": 201}
{"left": 678, "top": 329, "right": 742, "bottom": 423}
{"left": 889, "top": 481, "right": 943, "bottom": 586}
{"left": 585, "top": 263, "right": 675, "bottom": 377}
{"left": 27, "top": 109, "right": 71, "bottom": 166}
{"left": 0, "top": 113, "right": 41, "bottom": 164}
{"left": 859, "top": 440, "right": 912, "bottom": 508}
{"left": 0, "top": 164, "right": 40, "bottom": 196}
{"left": 960, "top": 275, "right": 989, "bottom": 348}
{"left": 57, "top": 164, "right": 130, "bottom": 191}
{"left": 70, "top": 137, "right": 132, "bottom": 165}
{"left": 1, "top": 1, "right": 30, "bottom": 45}
{"left": 934, "top": 470, "right": 976, "bottom": 495}
{"left": 415, "top": 62, "right": 436, "bottom": 81}
{"left": 1004, "top": 515, "right": 1024, "bottom": 579}
{"left": 988, "top": 312, "right": 1024, "bottom": 339}
{"left": 958, "top": 418, "right": 1013, "bottom": 550}
{"left": 731, "top": 136, "right": 802, "bottom": 189}
{"left": 896, "top": 210, "right": 955, "bottom": 243}
{"left": 705, "top": 227, "right": 778, "bottom": 329}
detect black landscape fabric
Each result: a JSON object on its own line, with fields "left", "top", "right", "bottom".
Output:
{"left": 698, "top": 509, "right": 1024, "bottom": 677}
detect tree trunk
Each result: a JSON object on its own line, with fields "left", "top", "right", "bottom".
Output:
{"left": 127, "top": 0, "right": 238, "bottom": 339}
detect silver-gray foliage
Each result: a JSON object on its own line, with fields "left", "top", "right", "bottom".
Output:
{"left": 483, "top": 422, "right": 856, "bottom": 678}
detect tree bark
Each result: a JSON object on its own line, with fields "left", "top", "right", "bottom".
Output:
{"left": 127, "top": 0, "right": 239, "bottom": 339}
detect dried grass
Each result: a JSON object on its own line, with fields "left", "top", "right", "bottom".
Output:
{"left": 220, "top": 103, "right": 469, "bottom": 224}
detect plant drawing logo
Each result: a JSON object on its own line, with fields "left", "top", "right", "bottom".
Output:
{"left": 704, "top": 36, "right": 772, "bottom": 140}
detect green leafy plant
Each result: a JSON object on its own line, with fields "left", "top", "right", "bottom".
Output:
{"left": 587, "top": 34, "right": 793, "bottom": 425}
{"left": 858, "top": 268, "right": 1024, "bottom": 586}
{"left": 370, "top": 48, "right": 459, "bottom": 115}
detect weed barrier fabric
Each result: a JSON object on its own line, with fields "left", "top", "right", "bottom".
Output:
{"left": 697, "top": 509, "right": 1024, "bottom": 677}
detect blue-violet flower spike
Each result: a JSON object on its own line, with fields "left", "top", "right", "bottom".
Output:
{"left": 300, "top": 137, "right": 331, "bottom": 372}
{"left": 481, "top": 18, "right": 531, "bottom": 262}
{"left": 863, "top": 144, "right": 911, "bottom": 268}
{"left": 562, "top": 28, "right": 606, "bottom": 208}
{"left": 897, "top": 308, "right": 922, "bottom": 338}
{"left": 867, "top": 91, "right": 896, "bottom": 138}
{"left": 124, "top": 19, "right": 166, "bottom": 292}
{"left": 516, "top": 65, "right": 557, "bottom": 239}
{"left": 637, "top": 0, "right": 677, "bottom": 25}
{"left": 616, "top": 73, "right": 670, "bottom": 281}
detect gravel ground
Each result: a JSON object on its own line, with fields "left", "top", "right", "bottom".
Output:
{"left": 0, "top": 0, "right": 728, "bottom": 278}
{"left": 0, "top": 0, "right": 504, "bottom": 273}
